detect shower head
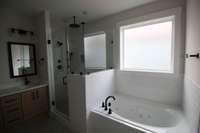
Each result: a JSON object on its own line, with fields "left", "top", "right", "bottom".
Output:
{"left": 69, "top": 16, "right": 80, "bottom": 28}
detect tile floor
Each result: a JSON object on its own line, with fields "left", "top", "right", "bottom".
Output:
{"left": 3, "top": 116, "right": 70, "bottom": 133}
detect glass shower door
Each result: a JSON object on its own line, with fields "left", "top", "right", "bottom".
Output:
{"left": 52, "top": 28, "right": 69, "bottom": 117}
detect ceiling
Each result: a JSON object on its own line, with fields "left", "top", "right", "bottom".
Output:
{"left": 1, "top": 0, "right": 156, "bottom": 22}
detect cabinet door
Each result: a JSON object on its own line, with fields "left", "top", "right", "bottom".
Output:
{"left": 0, "top": 114, "right": 3, "bottom": 130}
{"left": 0, "top": 99, "right": 4, "bottom": 130}
{"left": 35, "top": 87, "right": 49, "bottom": 115}
{"left": 22, "top": 90, "right": 37, "bottom": 120}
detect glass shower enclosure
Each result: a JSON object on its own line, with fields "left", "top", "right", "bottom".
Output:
{"left": 51, "top": 19, "right": 85, "bottom": 118}
{"left": 52, "top": 27, "right": 69, "bottom": 117}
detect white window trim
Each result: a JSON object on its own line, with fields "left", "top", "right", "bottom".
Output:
{"left": 120, "top": 16, "right": 175, "bottom": 73}
{"left": 116, "top": 7, "right": 182, "bottom": 75}
{"left": 84, "top": 31, "right": 106, "bottom": 38}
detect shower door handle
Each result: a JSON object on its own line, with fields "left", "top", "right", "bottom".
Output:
{"left": 62, "top": 76, "right": 67, "bottom": 85}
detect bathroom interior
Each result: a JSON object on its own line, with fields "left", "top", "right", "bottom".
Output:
{"left": 0, "top": 0, "right": 200, "bottom": 133}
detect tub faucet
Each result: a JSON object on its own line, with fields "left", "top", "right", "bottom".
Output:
{"left": 104, "top": 96, "right": 116, "bottom": 111}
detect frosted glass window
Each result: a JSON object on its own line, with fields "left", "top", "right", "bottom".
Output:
{"left": 120, "top": 18, "right": 174, "bottom": 73}
{"left": 84, "top": 33, "right": 106, "bottom": 69}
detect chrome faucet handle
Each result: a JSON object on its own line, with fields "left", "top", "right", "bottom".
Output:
{"left": 102, "top": 102, "right": 105, "bottom": 108}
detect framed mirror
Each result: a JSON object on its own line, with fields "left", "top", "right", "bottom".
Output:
{"left": 7, "top": 42, "right": 37, "bottom": 78}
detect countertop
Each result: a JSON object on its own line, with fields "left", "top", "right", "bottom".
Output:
{"left": 0, "top": 83, "right": 48, "bottom": 97}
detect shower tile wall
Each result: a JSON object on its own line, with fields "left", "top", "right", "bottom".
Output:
{"left": 115, "top": 70, "right": 183, "bottom": 106}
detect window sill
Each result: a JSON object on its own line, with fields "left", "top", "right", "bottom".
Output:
{"left": 120, "top": 68, "right": 174, "bottom": 74}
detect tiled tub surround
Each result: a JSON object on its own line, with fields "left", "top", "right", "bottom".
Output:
{"left": 84, "top": 70, "right": 190, "bottom": 133}
{"left": 115, "top": 71, "right": 183, "bottom": 106}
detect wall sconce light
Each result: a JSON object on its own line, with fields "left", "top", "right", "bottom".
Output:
{"left": 10, "top": 28, "right": 34, "bottom": 36}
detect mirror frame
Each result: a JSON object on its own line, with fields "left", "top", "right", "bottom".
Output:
{"left": 7, "top": 42, "right": 37, "bottom": 78}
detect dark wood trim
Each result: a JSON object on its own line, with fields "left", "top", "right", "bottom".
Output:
{"left": 7, "top": 42, "right": 37, "bottom": 78}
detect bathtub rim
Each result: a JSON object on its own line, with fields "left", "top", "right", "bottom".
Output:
{"left": 112, "top": 104, "right": 182, "bottom": 128}
{"left": 91, "top": 107, "right": 190, "bottom": 133}
{"left": 110, "top": 93, "right": 183, "bottom": 127}
{"left": 92, "top": 108, "right": 157, "bottom": 133}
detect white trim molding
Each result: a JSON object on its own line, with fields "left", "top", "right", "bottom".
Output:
{"left": 115, "top": 7, "right": 183, "bottom": 76}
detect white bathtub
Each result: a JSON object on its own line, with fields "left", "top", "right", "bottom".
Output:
{"left": 89, "top": 94, "right": 190, "bottom": 133}
{"left": 111, "top": 95, "right": 181, "bottom": 128}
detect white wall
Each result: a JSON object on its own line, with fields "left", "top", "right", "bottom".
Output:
{"left": 184, "top": 77, "right": 200, "bottom": 133}
{"left": 67, "top": 70, "right": 115, "bottom": 133}
{"left": 116, "top": 71, "right": 183, "bottom": 105}
{"left": 67, "top": 75, "right": 87, "bottom": 133}
{"left": 86, "top": 0, "right": 186, "bottom": 106}
{"left": 183, "top": 0, "right": 200, "bottom": 132}
{"left": 0, "top": 8, "right": 44, "bottom": 89}
{"left": 85, "top": 70, "right": 115, "bottom": 115}
{"left": 34, "top": 12, "right": 49, "bottom": 82}
{"left": 85, "top": 70, "right": 115, "bottom": 133}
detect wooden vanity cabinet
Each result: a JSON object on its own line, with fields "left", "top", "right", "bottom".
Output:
{"left": 22, "top": 87, "right": 49, "bottom": 120}
{"left": 0, "top": 85, "right": 49, "bottom": 128}
{"left": 1, "top": 94, "right": 23, "bottom": 127}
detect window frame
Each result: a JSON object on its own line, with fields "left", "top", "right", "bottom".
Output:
{"left": 119, "top": 16, "right": 175, "bottom": 73}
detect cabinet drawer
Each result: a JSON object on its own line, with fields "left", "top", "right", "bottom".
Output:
{"left": 2, "top": 95, "right": 21, "bottom": 107}
{"left": 4, "top": 116, "right": 22, "bottom": 127}
{"left": 2, "top": 94, "right": 22, "bottom": 115}
{"left": 4, "top": 106, "right": 21, "bottom": 114}
{"left": 4, "top": 110, "right": 22, "bottom": 120}
{"left": 1, "top": 94, "right": 23, "bottom": 127}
